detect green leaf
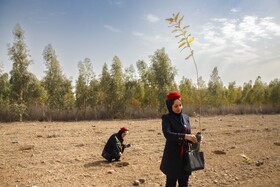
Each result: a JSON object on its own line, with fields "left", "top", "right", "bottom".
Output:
{"left": 178, "top": 15, "right": 184, "bottom": 25}
{"left": 172, "top": 29, "right": 178, "bottom": 33}
{"left": 174, "top": 12, "right": 180, "bottom": 22}
{"left": 178, "top": 42, "right": 187, "bottom": 48}
{"left": 178, "top": 38, "right": 186, "bottom": 43}
{"left": 189, "top": 37, "right": 195, "bottom": 43}
{"left": 186, "top": 34, "right": 191, "bottom": 38}
{"left": 165, "top": 18, "right": 174, "bottom": 24}
{"left": 175, "top": 34, "right": 183, "bottom": 38}
{"left": 183, "top": 25, "right": 190, "bottom": 30}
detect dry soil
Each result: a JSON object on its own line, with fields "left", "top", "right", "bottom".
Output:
{"left": 0, "top": 114, "right": 279, "bottom": 187}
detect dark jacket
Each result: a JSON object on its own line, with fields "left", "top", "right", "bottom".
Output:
{"left": 160, "top": 113, "right": 192, "bottom": 178}
{"left": 102, "top": 132, "right": 125, "bottom": 161}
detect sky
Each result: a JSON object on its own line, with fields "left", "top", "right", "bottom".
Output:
{"left": 0, "top": 0, "right": 280, "bottom": 87}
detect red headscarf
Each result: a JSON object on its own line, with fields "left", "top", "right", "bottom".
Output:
{"left": 120, "top": 127, "right": 129, "bottom": 133}
{"left": 167, "top": 91, "right": 181, "bottom": 100}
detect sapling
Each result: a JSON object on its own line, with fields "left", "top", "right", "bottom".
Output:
{"left": 166, "top": 12, "right": 202, "bottom": 136}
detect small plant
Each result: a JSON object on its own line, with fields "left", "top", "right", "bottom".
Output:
{"left": 166, "top": 12, "right": 202, "bottom": 131}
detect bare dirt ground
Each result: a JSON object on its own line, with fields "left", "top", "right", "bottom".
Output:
{"left": 0, "top": 114, "right": 279, "bottom": 187}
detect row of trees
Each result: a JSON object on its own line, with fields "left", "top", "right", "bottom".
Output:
{"left": 0, "top": 25, "right": 279, "bottom": 122}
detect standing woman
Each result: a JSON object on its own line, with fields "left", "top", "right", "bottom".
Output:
{"left": 160, "top": 91, "right": 198, "bottom": 187}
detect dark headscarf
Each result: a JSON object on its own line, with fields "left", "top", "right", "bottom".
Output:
{"left": 165, "top": 91, "right": 185, "bottom": 127}
{"left": 117, "top": 127, "right": 129, "bottom": 138}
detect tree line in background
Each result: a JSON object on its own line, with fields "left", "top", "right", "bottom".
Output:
{"left": 0, "top": 24, "right": 279, "bottom": 122}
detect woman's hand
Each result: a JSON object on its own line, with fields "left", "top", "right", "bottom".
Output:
{"left": 118, "top": 152, "right": 122, "bottom": 157}
{"left": 125, "top": 144, "right": 131, "bottom": 148}
{"left": 184, "top": 134, "right": 198, "bottom": 143}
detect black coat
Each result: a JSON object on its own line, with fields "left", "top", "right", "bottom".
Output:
{"left": 160, "top": 113, "right": 192, "bottom": 178}
{"left": 102, "top": 132, "right": 124, "bottom": 160}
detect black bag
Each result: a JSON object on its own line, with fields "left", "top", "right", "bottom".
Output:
{"left": 185, "top": 151, "right": 205, "bottom": 172}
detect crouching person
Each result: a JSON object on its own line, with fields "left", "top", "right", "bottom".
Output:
{"left": 102, "top": 127, "right": 131, "bottom": 162}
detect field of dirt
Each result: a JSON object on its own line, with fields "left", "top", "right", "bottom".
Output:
{"left": 0, "top": 114, "right": 279, "bottom": 187}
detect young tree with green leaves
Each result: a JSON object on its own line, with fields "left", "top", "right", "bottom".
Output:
{"left": 150, "top": 48, "right": 177, "bottom": 112}
{"left": 179, "top": 77, "right": 195, "bottom": 107}
{"left": 99, "top": 63, "right": 111, "bottom": 109}
{"left": 251, "top": 76, "right": 265, "bottom": 107}
{"left": 76, "top": 74, "right": 88, "bottom": 109}
{"left": 63, "top": 79, "right": 75, "bottom": 110}
{"left": 132, "top": 80, "right": 145, "bottom": 109}
{"left": 42, "top": 44, "right": 74, "bottom": 119}
{"left": 75, "top": 58, "right": 94, "bottom": 113}
{"left": 226, "top": 81, "right": 242, "bottom": 105}
{"left": 179, "top": 76, "right": 207, "bottom": 113}
{"left": 124, "top": 65, "right": 139, "bottom": 106}
{"left": 88, "top": 78, "right": 100, "bottom": 109}
{"left": 207, "top": 67, "right": 225, "bottom": 107}
{"left": 136, "top": 60, "right": 157, "bottom": 109}
{"left": 108, "top": 56, "right": 125, "bottom": 117}
{"left": 268, "top": 78, "right": 280, "bottom": 105}
{"left": 8, "top": 24, "right": 39, "bottom": 121}
{"left": 25, "top": 74, "right": 47, "bottom": 106}
{"left": 0, "top": 64, "right": 10, "bottom": 109}
{"left": 123, "top": 64, "right": 145, "bottom": 111}
{"left": 241, "top": 80, "right": 253, "bottom": 104}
